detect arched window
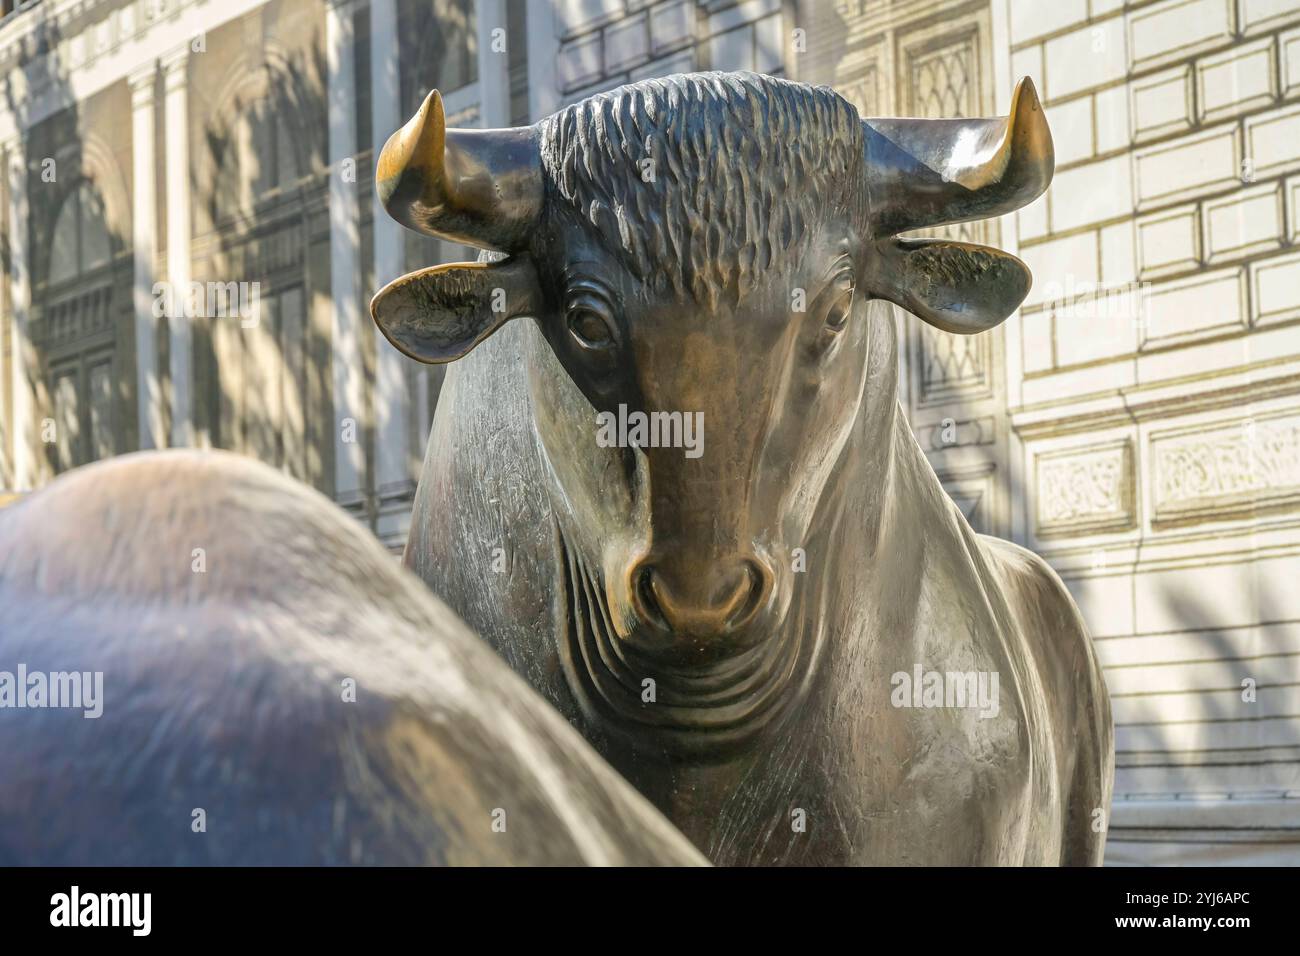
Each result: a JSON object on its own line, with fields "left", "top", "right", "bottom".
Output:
{"left": 40, "top": 179, "right": 121, "bottom": 474}
{"left": 212, "top": 96, "right": 305, "bottom": 225}
{"left": 203, "top": 75, "right": 313, "bottom": 480}
{"left": 48, "top": 182, "right": 111, "bottom": 287}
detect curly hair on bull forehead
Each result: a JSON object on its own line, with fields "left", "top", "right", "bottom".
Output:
{"left": 537, "top": 72, "right": 866, "bottom": 309}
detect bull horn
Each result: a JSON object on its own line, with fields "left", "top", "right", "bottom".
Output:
{"left": 861, "top": 77, "right": 1053, "bottom": 237}
{"left": 375, "top": 89, "right": 543, "bottom": 252}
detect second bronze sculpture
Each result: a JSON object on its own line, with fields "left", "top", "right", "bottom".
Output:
{"left": 373, "top": 71, "right": 1115, "bottom": 865}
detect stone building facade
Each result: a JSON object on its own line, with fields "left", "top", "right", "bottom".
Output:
{"left": 2, "top": 0, "right": 1299, "bottom": 864}
{"left": 799, "top": 0, "right": 1300, "bottom": 864}
{"left": 0, "top": 0, "right": 509, "bottom": 546}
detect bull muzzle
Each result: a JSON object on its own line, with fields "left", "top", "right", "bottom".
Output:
{"left": 628, "top": 551, "right": 777, "bottom": 645}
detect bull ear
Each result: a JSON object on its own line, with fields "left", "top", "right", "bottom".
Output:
{"left": 369, "top": 256, "right": 542, "bottom": 363}
{"left": 871, "top": 238, "right": 1031, "bottom": 335}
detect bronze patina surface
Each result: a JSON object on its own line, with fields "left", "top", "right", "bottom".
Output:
{"left": 374, "top": 71, "right": 1114, "bottom": 865}
{"left": 0, "top": 451, "right": 706, "bottom": 866}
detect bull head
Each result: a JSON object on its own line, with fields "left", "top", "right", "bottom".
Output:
{"left": 370, "top": 73, "right": 1052, "bottom": 744}
{"left": 372, "top": 75, "right": 1052, "bottom": 358}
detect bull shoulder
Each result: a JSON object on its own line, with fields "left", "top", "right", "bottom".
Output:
{"left": 979, "top": 538, "right": 1087, "bottom": 648}
{"left": 977, "top": 535, "right": 1107, "bottom": 717}
{"left": 978, "top": 534, "right": 1115, "bottom": 864}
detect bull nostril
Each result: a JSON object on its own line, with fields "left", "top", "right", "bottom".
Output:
{"left": 633, "top": 558, "right": 772, "bottom": 636}
{"left": 717, "top": 564, "right": 753, "bottom": 617}
{"left": 635, "top": 565, "right": 668, "bottom": 630}
{"left": 729, "top": 558, "right": 771, "bottom": 628}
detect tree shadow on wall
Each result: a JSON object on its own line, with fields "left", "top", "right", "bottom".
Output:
{"left": 1, "top": 6, "right": 134, "bottom": 487}
{"left": 191, "top": 31, "right": 332, "bottom": 496}
{"left": 916, "top": 201, "right": 1300, "bottom": 863}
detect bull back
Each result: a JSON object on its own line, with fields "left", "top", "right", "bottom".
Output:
{"left": 0, "top": 450, "right": 705, "bottom": 866}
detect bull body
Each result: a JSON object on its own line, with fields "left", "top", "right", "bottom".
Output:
{"left": 373, "top": 71, "right": 1115, "bottom": 865}
{"left": 406, "top": 311, "right": 1113, "bottom": 865}
{"left": 0, "top": 451, "right": 706, "bottom": 866}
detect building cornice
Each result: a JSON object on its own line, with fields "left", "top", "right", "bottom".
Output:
{"left": 0, "top": 0, "right": 273, "bottom": 143}
{"left": 1010, "top": 356, "right": 1300, "bottom": 440}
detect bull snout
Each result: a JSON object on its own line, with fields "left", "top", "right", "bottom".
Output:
{"left": 630, "top": 552, "right": 774, "bottom": 640}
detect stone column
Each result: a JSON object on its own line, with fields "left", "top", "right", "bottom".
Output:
{"left": 130, "top": 62, "right": 163, "bottom": 451}
{"left": 161, "top": 46, "right": 193, "bottom": 448}
{"left": 370, "top": 0, "right": 411, "bottom": 540}
{"left": 476, "top": 0, "right": 511, "bottom": 126}
{"left": 327, "top": 0, "right": 366, "bottom": 507}
{"left": 5, "top": 140, "right": 32, "bottom": 490}
{"left": 525, "top": 0, "right": 560, "bottom": 122}
{"left": 0, "top": 141, "right": 9, "bottom": 487}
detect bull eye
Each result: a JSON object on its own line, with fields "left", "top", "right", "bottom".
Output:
{"left": 566, "top": 303, "right": 617, "bottom": 351}
{"left": 824, "top": 284, "right": 855, "bottom": 334}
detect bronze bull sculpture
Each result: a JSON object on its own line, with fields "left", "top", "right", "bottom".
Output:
{"left": 373, "top": 71, "right": 1114, "bottom": 866}
{"left": 0, "top": 451, "right": 705, "bottom": 866}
